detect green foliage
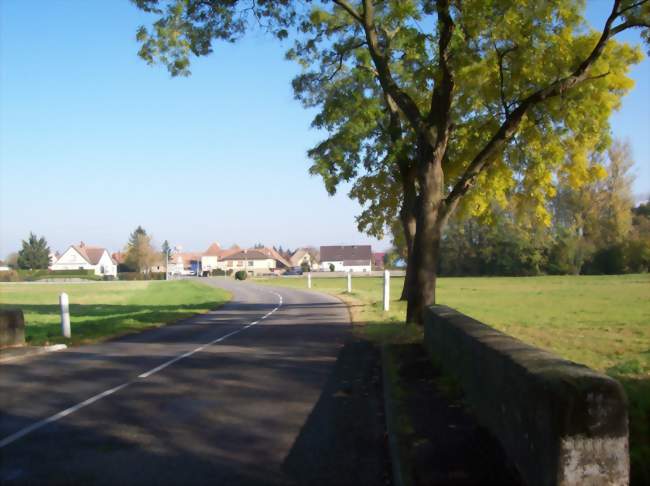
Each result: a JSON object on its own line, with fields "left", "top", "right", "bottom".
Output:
{"left": 329, "top": 263, "right": 335, "bottom": 272}
{"left": 125, "top": 226, "right": 157, "bottom": 274}
{"left": 118, "top": 272, "right": 166, "bottom": 281}
{"left": 161, "top": 240, "right": 171, "bottom": 260}
{"left": 234, "top": 270, "right": 247, "bottom": 280}
{"left": 17, "top": 232, "right": 50, "bottom": 270}
{"left": 300, "top": 260, "right": 311, "bottom": 272}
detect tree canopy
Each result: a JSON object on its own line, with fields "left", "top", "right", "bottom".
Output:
{"left": 132, "top": 0, "right": 649, "bottom": 322}
{"left": 17, "top": 232, "right": 50, "bottom": 270}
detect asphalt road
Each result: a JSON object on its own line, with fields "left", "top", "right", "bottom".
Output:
{"left": 0, "top": 278, "right": 389, "bottom": 485}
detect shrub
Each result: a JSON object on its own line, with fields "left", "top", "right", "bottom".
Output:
{"left": 210, "top": 269, "right": 226, "bottom": 276}
{"left": 234, "top": 270, "right": 247, "bottom": 281}
{"left": 0, "top": 270, "right": 20, "bottom": 282}
{"left": 329, "top": 263, "right": 335, "bottom": 272}
{"left": 226, "top": 269, "right": 234, "bottom": 276}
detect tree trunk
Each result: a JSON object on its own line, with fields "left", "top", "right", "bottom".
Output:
{"left": 399, "top": 170, "right": 418, "bottom": 301}
{"left": 407, "top": 148, "right": 446, "bottom": 325}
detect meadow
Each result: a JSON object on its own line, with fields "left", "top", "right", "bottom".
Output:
{"left": 0, "top": 280, "right": 230, "bottom": 346}
{"left": 256, "top": 273, "right": 650, "bottom": 482}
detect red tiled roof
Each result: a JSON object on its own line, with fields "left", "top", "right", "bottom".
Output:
{"left": 204, "top": 243, "right": 222, "bottom": 256}
{"left": 70, "top": 244, "right": 109, "bottom": 265}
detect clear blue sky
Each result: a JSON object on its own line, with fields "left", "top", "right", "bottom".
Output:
{"left": 1, "top": 1, "right": 648, "bottom": 257}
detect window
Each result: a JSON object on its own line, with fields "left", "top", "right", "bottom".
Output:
{"left": 227, "top": 261, "right": 233, "bottom": 267}
{"left": 248, "top": 261, "right": 253, "bottom": 266}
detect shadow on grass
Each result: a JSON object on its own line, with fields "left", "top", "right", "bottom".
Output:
{"left": 0, "top": 302, "right": 227, "bottom": 346}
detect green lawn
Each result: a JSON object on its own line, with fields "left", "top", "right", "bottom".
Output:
{"left": 256, "top": 273, "right": 650, "bottom": 483}
{"left": 257, "top": 274, "right": 649, "bottom": 375}
{"left": 0, "top": 280, "right": 231, "bottom": 346}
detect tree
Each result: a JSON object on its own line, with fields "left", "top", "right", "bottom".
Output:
{"left": 161, "top": 240, "right": 171, "bottom": 261}
{"left": 17, "top": 232, "right": 50, "bottom": 270}
{"left": 4, "top": 252, "right": 19, "bottom": 269}
{"left": 133, "top": 0, "right": 649, "bottom": 323}
{"left": 125, "top": 226, "right": 157, "bottom": 274}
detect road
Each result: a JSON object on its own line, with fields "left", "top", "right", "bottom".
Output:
{"left": 0, "top": 279, "right": 389, "bottom": 485}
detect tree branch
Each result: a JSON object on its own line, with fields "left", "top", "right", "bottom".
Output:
{"left": 332, "top": 0, "right": 363, "bottom": 24}
{"left": 427, "top": 0, "right": 455, "bottom": 140}
{"left": 443, "top": 0, "right": 633, "bottom": 215}
{"left": 333, "top": 0, "right": 426, "bottom": 135}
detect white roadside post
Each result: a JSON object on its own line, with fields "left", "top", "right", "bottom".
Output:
{"left": 383, "top": 270, "right": 390, "bottom": 311}
{"left": 60, "top": 292, "right": 71, "bottom": 338}
{"left": 347, "top": 270, "right": 352, "bottom": 293}
{"left": 307, "top": 272, "right": 312, "bottom": 289}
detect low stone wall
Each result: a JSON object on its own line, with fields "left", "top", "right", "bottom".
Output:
{"left": 423, "top": 305, "right": 629, "bottom": 486}
{"left": 0, "top": 310, "right": 25, "bottom": 348}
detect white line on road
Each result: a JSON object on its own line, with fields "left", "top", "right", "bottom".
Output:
{"left": 0, "top": 290, "right": 283, "bottom": 449}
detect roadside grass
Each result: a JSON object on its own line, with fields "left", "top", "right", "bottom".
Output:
{"left": 0, "top": 280, "right": 231, "bottom": 346}
{"left": 256, "top": 273, "right": 650, "bottom": 483}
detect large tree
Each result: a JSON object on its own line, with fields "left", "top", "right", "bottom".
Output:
{"left": 125, "top": 226, "right": 157, "bottom": 274}
{"left": 133, "top": 0, "right": 649, "bottom": 323}
{"left": 17, "top": 232, "right": 50, "bottom": 270}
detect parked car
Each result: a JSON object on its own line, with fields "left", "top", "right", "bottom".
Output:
{"left": 285, "top": 267, "right": 303, "bottom": 275}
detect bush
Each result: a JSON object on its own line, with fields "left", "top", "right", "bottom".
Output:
{"left": 234, "top": 270, "right": 247, "bottom": 281}
{"left": 584, "top": 245, "right": 626, "bottom": 275}
{"left": 329, "top": 263, "right": 335, "bottom": 272}
{"left": 0, "top": 270, "right": 20, "bottom": 282}
{"left": 226, "top": 269, "right": 234, "bottom": 276}
{"left": 210, "top": 269, "right": 226, "bottom": 276}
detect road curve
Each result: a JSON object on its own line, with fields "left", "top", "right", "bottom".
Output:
{"left": 0, "top": 278, "right": 388, "bottom": 485}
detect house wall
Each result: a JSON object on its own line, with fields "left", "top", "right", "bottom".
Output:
{"left": 219, "top": 258, "right": 277, "bottom": 275}
{"left": 201, "top": 255, "right": 219, "bottom": 272}
{"left": 321, "top": 261, "right": 371, "bottom": 272}
{"left": 95, "top": 252, "right": 117, "bottom": 277}
{"left": 50, "top": 247, "right": 94, "bottom": 271}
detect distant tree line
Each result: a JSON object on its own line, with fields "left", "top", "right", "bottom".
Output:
{"left": 387, "top": 140, "right": 649, "bottom": 277}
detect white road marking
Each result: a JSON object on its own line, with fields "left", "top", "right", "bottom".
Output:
{"left": 0, "top": 289, "right": 283, "bottom": 449}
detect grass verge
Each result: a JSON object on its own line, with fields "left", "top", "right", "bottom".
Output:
{"left": 255, "top": 274, "right": 649, "bottom": 484}
{"left": 0, "top": 280, "right": 231, "bottom": 346}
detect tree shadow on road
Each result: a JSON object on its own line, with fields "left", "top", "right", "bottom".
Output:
{"left": 282, "top": 339, "right": 391, "bottom": 485}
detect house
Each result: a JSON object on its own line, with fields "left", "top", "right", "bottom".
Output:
{"left": 168, "top": 252, "right": 203, "bottom": 275}
{"left": 218, "top": 249, "right": 286, "bottom": 276}
{"left": 255, "top": 247, "right": 291, "bottom": 271}
{"left": 200, "top": 242, "right": 222, "bottom": 274}
{"left": 373, "top": 252, "right": 386, "bottom": 269}
{"left": 320, "top": 245, "right": 372, "bottom": 272}
{"left": 51, "top": 242, "right": 117, "bottom": 277}
{"left": 289, "top": 248, "right": 320, "bottom": 271}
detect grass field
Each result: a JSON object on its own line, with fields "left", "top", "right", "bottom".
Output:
{"left": 0, "top": 280, "right": 230, "bottom": 346}
{"left": 256, "top": 273, "right": 650, "bottom": 483}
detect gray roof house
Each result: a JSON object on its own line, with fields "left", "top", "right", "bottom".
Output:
{"left": 319, "top": 245, "right": 372, "bottom": 271}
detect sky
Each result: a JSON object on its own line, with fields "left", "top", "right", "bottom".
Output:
{"left": 1, "top": 1, "right": 649, "bottom": 257}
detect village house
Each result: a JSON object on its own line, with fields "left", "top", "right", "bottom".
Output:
{"left": 289, "top": 248, "right": 320, "bottom": 271}
{"left": 217, "top": 248, "right": 288, "bottom": 276}
{"left": 320, "top": 245, "right": 372, "bottom": 272}
{"left": 51, "top": 242, "right": 117, "bottom": 277}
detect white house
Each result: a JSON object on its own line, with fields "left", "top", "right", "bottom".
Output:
{"left": 218, "top": 249, "right": 285, "bottom": 276}
{"left": 320, "top": 245, "right": 372, "bottom": 272}
{"left": 50, "top": 242, "right": 117, "bottom": 277}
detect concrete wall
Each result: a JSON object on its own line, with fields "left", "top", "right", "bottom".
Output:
{"left": 0, "top": 310, "right": 25, "bottom": 348}
{"left": 423, "top": 305, "right": 629, "bottom": 486}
